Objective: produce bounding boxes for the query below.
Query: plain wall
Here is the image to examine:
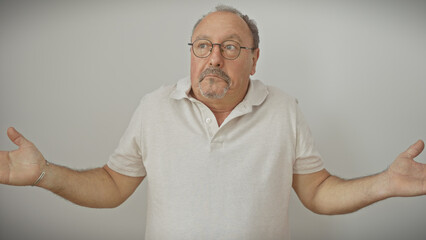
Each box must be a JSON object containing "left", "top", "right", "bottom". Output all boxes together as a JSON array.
[{"left": 1, "top": 0, "right": 425, "bottom": 239}]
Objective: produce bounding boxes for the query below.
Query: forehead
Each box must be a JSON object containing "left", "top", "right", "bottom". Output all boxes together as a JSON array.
[{"left": 192, "top": 11, "right": 252, "bottom": 44}]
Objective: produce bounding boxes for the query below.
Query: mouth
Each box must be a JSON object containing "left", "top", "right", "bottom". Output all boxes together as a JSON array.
[
  {"left": 203, "top": 74, "right": 223, "bottom": 80},
  {"left": 199, "top": 68, "right": 231, "bottom": 84}
]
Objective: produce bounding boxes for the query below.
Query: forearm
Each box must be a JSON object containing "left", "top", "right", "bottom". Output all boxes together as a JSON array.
[
  {"left": 294, "top": 141, "right": 425, "bottom": 215},
  {"left": 37, "top": 163, "right": 123, "bottom": 208},
  {"left": 311, "top": 172, "right": 391, "bottom": 215}
]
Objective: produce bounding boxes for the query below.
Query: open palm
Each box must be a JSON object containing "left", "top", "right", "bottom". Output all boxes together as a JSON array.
[
  {"left": 387, "top": 140, "right": 425, "bottom": 197},
  {"left": 0, "top": 127, "right": 45, "bottom": 186}
]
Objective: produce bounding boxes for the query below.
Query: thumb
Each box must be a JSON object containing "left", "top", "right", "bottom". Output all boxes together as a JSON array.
[
  {"left": 7, "top": 127, "right": 31, "bottom": 147},
  {"left": 402, "top": 140, "right": 425, "bottom": 159}
]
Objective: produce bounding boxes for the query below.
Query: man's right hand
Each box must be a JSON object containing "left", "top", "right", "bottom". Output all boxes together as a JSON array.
[
  {"left": 0, "top": 127, "right": 47, "bottom": 186},
  {"left": 1, "top": 127, "right": 143, "bottom": 208}
]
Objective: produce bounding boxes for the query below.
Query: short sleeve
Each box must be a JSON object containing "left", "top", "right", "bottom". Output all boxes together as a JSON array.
[
  {"left": 107, "top": 100, "right": 147, "bottom": 177},
  {"left": 293, "top": 103, "right": 324, "bottom": 174}
]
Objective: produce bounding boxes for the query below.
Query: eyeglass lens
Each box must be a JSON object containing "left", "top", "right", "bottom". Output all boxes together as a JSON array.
[{"left": 192, "top": 39, "right": 241, "bottom": 60}]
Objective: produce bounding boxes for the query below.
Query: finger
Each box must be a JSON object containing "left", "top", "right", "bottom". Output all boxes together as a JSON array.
[
  {"left": 7, "top": 127, "right": 31, "bottom": 147},
  {"left": 403, "top": 140, "right": 425, "bottom": 159}
]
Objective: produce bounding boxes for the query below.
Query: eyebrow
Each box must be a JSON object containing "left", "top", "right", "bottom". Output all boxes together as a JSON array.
[
  {"left": 194, "top": 34, "right": 243, "bottom": 43},
  {"left": 226, "top": 34, "right": 243, "bottom": 43}
]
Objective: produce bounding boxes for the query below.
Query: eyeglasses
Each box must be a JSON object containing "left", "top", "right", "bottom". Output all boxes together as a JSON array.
[{"left": 188, "top": 39, "right": 256, "bottom": 60}]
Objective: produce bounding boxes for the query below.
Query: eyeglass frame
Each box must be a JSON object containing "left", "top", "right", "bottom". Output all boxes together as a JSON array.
[{"left": 188, "top": 39, "right": 256, "bottom": 60}]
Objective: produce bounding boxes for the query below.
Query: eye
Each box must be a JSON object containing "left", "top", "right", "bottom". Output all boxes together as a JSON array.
[
  {"left": 224, "top": 44, "right": 237, "bottom": 51},
  {"left": 198, "top": 43, "right": 208, "bottom": 49},
  {"left": 195, "top": 40, "right": 211, "bottom": 50},
  {"left": 223, "top": 41, "right": 239, "bottom": 52}
]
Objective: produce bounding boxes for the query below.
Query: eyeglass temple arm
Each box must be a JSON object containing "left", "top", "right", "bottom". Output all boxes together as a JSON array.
[{"left": 240, "top": 46, "right": 256, "bottom": 50}]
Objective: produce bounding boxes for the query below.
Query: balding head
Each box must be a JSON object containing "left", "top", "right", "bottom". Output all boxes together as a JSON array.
[{"left": 192, "top": 5, "right": 259, "bottom": 49}]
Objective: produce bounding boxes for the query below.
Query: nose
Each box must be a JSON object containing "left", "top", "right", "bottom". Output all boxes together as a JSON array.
[{"left": 209, "top": 44, "right": 224, "bottom": 67}]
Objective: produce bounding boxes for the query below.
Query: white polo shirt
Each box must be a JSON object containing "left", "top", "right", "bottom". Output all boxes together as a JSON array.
[{"left": 107, "top": 77, "right": 324, "bottom": 240}]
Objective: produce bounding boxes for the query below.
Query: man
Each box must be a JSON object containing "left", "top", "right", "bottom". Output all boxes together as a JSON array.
[{"left": 0, "top": 5, "right": 424, "bottom": 240}]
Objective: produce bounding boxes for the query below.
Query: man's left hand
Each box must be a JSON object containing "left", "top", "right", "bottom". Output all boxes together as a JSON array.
[{"left": 386, "top": 140, "right": 425, "bottom": 197}]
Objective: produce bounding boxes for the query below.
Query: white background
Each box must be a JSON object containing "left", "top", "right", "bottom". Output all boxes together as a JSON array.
[{"left": 1, "top": 0, "right": 425, "bottom": 239}]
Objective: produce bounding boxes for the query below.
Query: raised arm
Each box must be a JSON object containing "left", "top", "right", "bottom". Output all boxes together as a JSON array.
[
  {"left": 292, "top": 140, "right": 425, "bottom": 215},
  {"left": 0, "top": 127, "right": 144, "bottom": 208}
]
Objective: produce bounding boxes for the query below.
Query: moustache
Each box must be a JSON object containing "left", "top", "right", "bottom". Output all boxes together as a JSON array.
[{"left": 199, "top": 68, "right": 231, "bottom": 84}]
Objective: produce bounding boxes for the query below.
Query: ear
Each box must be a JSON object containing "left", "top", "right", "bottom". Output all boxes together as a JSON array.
[{"left": 250, "top": 48, "right": 260, "bottom": 76}]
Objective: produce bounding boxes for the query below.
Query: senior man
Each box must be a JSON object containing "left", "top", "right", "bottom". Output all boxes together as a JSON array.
[{"left": 0, "top": 5, "right": 425, "bottom": 240}]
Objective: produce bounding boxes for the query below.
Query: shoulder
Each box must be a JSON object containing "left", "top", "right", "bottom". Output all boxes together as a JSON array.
[
  {"left": 141, "top": 84, "right": 176, "bottom": 104},
  {"left": 251, "top": 80, "right": 298, "bottom": 109},
  {"left": 141, "top": 77, "right": 189, "bottom": 104},
  {"left": 133, "top": 78, "right": 190, "bottom": 121}
]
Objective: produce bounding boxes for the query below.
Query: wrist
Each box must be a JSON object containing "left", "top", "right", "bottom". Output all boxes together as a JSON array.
[
  {"left": 32, "top": 160, "right": 50, "bottom": 187},
  {"left": 374, "top": 170, "right": 394, "bottom": 200}
]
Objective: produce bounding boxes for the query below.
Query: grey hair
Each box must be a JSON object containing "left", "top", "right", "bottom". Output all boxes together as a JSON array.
[{"left": 192, "top": 5, "right": 259, "bottom": 49}]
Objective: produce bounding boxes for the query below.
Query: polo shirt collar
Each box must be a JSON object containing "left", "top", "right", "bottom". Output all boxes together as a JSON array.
[{"left": 169, "top": 76, "right": 269, "bottom": 107}]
